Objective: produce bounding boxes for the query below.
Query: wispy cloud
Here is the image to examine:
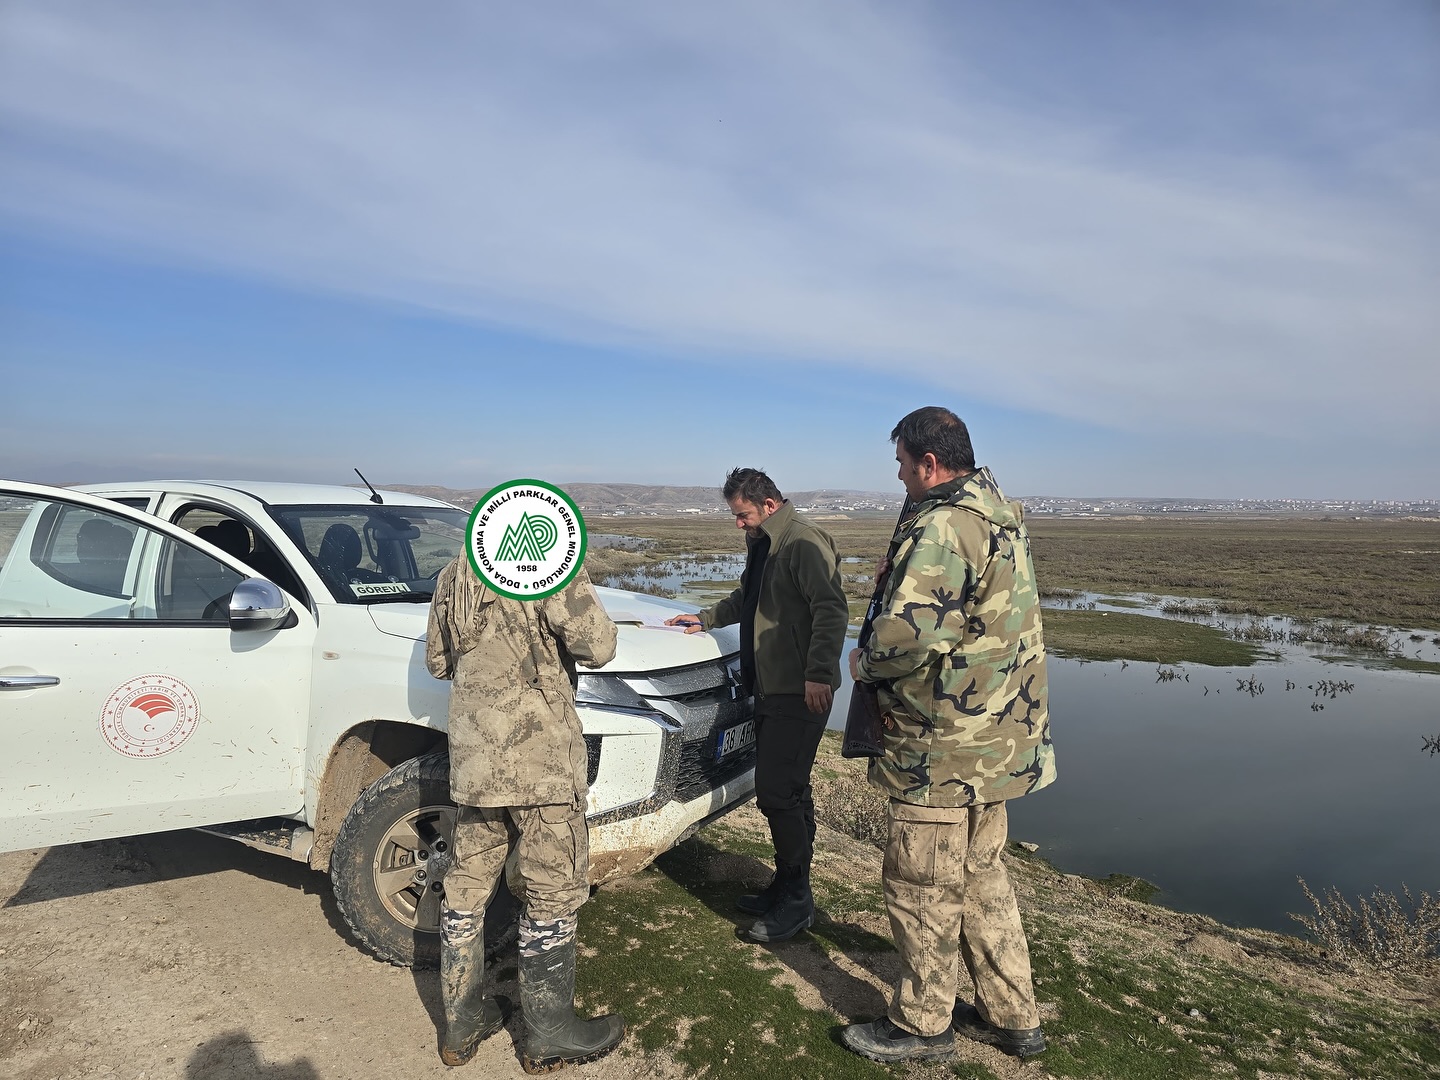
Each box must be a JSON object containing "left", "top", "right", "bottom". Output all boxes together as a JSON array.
[{"left": 2, "top": 1, "right": 1436, "bottom": 444}]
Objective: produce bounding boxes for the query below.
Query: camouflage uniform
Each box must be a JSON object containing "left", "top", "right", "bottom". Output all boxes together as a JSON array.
[
  {"left": 857, "top": 468, "right": 1054, "bottom": 1037},
  {"left": 426, "top": 559, "right": 617, "bottom": 956}
]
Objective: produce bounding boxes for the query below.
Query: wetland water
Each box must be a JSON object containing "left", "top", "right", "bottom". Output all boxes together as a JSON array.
[
  {"left": 1007, "top": 645, "right": 1439, "bottom": 934},
  {"left": 621, "top": 545, "right": 1440, "bottom": 935}
]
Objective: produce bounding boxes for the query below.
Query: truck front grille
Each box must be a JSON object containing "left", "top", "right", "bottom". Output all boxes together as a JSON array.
[
  {"left": 675, "top": 738, "right": 757, "bottom": 803},
  {"left": 620, "top": 653, "right": 756, "bottom": 803}
]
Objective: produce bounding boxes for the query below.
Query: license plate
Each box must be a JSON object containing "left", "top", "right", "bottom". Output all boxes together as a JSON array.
[{"left": 715, "top": 720, "right": 756, "bottom": 761}]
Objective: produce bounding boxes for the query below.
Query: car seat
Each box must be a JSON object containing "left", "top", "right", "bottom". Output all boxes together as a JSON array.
[
  {"left": 74, "top": 517, "right": 133, "bottom": 594},
  {"left": 317, "top": 523, "right": 388, "bottom": 586}
]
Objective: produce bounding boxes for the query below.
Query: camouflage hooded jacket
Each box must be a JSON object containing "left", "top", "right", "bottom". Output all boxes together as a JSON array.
[
  {"left": 859, "top": 468, "right": 1055, "bottom": 807},
  {"left": 426, "top": 559, "right": 617, "bottom": 808}
]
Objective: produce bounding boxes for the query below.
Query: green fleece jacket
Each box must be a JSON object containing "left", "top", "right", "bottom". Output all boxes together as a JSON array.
[{"left": 699, "top": 501, "right": 849, "bottom": 694}]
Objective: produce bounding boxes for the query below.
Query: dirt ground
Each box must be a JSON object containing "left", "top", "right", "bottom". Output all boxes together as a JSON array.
[
  {"left": 0, "top": 831, "right": 689, "bottom": 1080},
  {"left": 5, "top": 804, "right": 1434, "bottom": 1080}
]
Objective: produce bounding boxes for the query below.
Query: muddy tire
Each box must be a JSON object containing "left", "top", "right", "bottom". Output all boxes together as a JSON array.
[{"left": 330, "top": 751, "right": 519, "bottom": 969}]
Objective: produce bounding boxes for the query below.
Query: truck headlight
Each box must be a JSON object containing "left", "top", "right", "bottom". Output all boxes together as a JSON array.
[{"left": 575, "top": 674, "right": 649, "bottom": 710}]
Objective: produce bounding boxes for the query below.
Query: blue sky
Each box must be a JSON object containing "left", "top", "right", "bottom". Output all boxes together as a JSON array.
[{"left": 1, "top": 1, "right": 1436, "bottom": 499}]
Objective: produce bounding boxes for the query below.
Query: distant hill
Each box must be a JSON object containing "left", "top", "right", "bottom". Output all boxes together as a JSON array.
[{"left": 378, "top": 482, "right": 904, "bottom": 514}]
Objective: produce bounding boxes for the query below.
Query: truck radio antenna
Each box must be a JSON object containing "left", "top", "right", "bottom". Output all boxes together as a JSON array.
[{"left": 354, "top": 468, "right": 383, "bottom": 504}]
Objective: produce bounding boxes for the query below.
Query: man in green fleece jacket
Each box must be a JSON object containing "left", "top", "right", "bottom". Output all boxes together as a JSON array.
[
  {"left": 840, "top": 407, "right": 1055, "bottom": 1065},
  {"left": 666, "top": 468, "right": 849, "bottom": 942}
]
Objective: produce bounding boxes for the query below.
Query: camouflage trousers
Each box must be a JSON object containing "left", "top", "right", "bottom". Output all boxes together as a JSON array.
[
  {"left": 883, "top": 799, "right": 1040, "bottom": 1037},
  {"left": 443, "top": 802, "right": 590, "bottom": 956}
]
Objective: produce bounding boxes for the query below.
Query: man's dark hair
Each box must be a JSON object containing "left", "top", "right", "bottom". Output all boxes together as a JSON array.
[
  {"left": 722, "top": 467, "right": 783, "bottom": 507},
  {"left": 890, "top": 406, "right": 976, "bottom": 473}
]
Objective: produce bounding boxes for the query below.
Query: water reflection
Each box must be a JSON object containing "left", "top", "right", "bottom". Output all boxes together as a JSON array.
[{"left": 1004, "top": 650, "right": 1440, "bottom": 935}]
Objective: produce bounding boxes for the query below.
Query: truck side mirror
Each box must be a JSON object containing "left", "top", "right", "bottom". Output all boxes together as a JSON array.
[{"left": 229, "top": 577, "right": 293, "bottom": 632}]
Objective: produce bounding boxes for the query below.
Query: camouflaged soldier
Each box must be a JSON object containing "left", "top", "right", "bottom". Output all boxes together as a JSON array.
[
  {"left": 425, "top": 558, "right": 624, "bottom": 1072},
  {"left": 840, "top": 406, "right": 1055, "bottom": 1065}
]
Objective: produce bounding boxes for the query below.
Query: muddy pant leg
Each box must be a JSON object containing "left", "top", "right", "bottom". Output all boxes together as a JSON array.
[
  {"left": 960, "top": 802, "right": 1040, "bottom": 1030},
  {"left": 753, "top": 694, "right": 828, "bottom": 869},
  {"left": 443, "top": 804, "right": 513, "bottom": 921},
  {"left": 883, "top": 810, "right": 967, "bottom": 1037},
  {"left": 512, "top": 802, "right": 590, "bottom": 955}
]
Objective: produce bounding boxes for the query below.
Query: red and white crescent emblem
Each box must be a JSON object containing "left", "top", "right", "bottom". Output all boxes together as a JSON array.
[{"left": 99, "top": 675, "right": 201, "bottom": 758}]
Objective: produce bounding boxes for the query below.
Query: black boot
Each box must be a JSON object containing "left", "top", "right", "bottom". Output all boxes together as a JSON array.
[
  {"left": 735, "top": 861, "right": 795, "bottom": 916},
  {"left": 740, "top": 865, "right": 814, "bottom": 942},
  {"left": 840, "top": 1017, "right": 954, "bottom": 1063},
  {"left": 952, "top": 1001, "right": 1046, "bottom": 1058},
  {"left": 519, "top": 939, "right": 625, "bottom": 1073},
  {"left": 438, "top": 920, "right": 509, "bottom": 1067}
]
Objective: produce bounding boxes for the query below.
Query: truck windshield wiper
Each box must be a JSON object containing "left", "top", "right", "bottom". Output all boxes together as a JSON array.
[{"left": 364, "top": 592, "right": 434, "bottom": 604}]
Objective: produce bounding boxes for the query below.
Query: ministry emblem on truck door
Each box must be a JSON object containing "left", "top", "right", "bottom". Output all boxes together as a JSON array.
[{"left": 99, "top": 675, "right": 201, "bottom": 758}]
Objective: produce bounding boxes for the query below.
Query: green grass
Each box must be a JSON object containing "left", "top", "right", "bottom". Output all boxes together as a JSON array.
[
  {"left": 1026, "top": 914, "right": 1440, "bottom": 1079},
  {"left": 1045, "top": 609, "right": 1268, "bottom": 666},
  {"left": 1385, "top": 656, "right": 1440, "bottom": 675},
  {"left": 1094, "top": 873, "right": 1160, "bottom": 903},
  {"left": 577, "top": 841, "right": 888, "bottom": 1080},
  {"left": 949, "top": 1063, "right": 1001, "bottom": 1080},
  {"left": 571, "top": 806, "right": 1440, "bottom": 1080}
]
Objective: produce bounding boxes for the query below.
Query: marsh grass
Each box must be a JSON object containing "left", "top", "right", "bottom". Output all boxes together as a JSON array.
[
  {"left": 1291, "top": 879, "right": 1440, "bottom": 976},
  {"left": 1044, "top": 610, "right": 1266, "bottom": 666},
  {"left": 1028, "top": 517, "right": 1440, "bottom": 630},
  {"left": 1161, "top": 599, "right": 1217, "bottom": 617},
  {"left": 811, "top": 771, "right": 889, "bottom": 846},
  {"left": 1384, "top": 656, "right": 1440, "bottom": 675}
]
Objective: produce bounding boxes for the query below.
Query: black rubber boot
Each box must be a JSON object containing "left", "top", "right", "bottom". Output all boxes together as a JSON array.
[
  {"left": 438, "top": 924, "right": 509, "bottom": 1067},
  {"left": 519, "top": 939, "right": 625, "bottom": 1073},
  {"left": 952, "top": 1001, "right": 1046, "bottom": 1058},
  {"left": 840, "top": 1017, "right": 954, "bottom": 1063},
  {"left": 735, "top": 861, "right": 795, "bottom": 916},
  {"left": 740, "top": 865, "right": 814, "bottom": 943}
]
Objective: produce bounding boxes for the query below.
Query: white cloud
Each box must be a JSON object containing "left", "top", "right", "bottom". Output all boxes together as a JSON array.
[{"left": 1, "top": 1, "right": 1436, "bottom": 444}]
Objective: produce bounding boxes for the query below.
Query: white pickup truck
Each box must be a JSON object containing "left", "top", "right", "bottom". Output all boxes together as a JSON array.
[{"left": 0, "top": 479, "right": 756, "bottom": 967}]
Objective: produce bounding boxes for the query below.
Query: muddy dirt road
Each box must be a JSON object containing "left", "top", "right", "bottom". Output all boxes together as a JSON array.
[{"left": 0, "top": 831, "right": 676, "bottom": 1080}]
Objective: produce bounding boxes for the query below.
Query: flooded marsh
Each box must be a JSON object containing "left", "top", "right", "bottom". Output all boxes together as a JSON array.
[{"left": 589, "top": 515, "right": 1440, "bottom": 937}]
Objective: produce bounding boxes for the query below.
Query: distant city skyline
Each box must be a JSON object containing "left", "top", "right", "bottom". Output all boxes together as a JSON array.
[
  {"left": 2, "top": 3, "right": 1437, "bottom": 499},
  {"left": 382, "top": 482, "right": 1440, "bottom": 513}
]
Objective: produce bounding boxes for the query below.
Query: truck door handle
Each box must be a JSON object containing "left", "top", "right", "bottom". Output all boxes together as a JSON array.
[{"left": 0, "top": 676, "right": 61, "bottom": 690}]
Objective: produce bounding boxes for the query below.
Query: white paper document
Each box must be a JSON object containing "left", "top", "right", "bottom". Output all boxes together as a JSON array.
[{"left": 609, "top": 611, "right": 705, "bottom": 633}]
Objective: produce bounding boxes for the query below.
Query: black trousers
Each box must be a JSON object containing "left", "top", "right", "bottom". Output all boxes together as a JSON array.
[{"left": 752, "top": 692, "right": 831, "bottom": 870}]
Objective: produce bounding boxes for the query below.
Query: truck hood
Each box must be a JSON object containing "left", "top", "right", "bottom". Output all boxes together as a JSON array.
[{"left": 366, "top": 587, "right": 740, "bottom": 672}]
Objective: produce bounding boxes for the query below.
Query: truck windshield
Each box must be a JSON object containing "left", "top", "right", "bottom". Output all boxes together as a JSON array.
[{"left": 268, "top": 504, "right": 469, "bottom": 604}]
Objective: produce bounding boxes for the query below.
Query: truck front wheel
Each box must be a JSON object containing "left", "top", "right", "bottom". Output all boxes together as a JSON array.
[{"left": 329, "top": 751, "right": 519, "bottom": 968}]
